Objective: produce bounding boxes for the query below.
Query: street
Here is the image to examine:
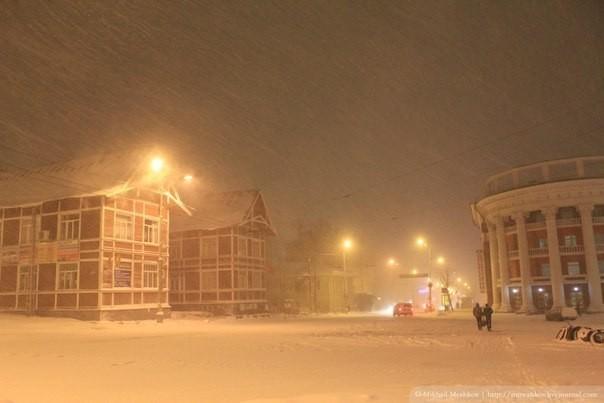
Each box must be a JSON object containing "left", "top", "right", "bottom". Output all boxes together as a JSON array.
[{"left": 1, "top": 311, "right": 603, "bottom": 403}]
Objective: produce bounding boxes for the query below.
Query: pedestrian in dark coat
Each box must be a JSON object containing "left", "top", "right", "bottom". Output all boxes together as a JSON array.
[
  {"left": 472, "top": 303, "right": 483, "bottom": 330},
  {"left": 483, "top": 304, "right": 494, "bottom": 331}
]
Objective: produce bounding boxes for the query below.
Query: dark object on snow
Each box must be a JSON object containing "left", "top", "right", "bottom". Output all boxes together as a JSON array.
[
  {"left": 472, "top": 303, "right": 483, "bottom": 330},
  {"left": 546, "top": 307, "right": 563, "bottom": 321},
  {"left": 482, "top": 304, "right": 493, "bottom": 331},
  {"left": 555, "top": 324, "right": 604, "bottom": 345},
  {"left": 545, "top": 307, "right": 578, "bottom": 321}
]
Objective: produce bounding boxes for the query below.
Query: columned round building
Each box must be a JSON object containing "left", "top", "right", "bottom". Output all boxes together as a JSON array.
[{"left": 471, "top": 156, "right": 604, "bottom": 313}]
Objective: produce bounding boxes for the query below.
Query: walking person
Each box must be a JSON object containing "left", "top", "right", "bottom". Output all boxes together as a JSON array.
[
  {"left": 483, "top": 303, "right": 494, "bottom": 331},
  {"left": 472, "top": 303, "right": 483, "bottom": 330}
]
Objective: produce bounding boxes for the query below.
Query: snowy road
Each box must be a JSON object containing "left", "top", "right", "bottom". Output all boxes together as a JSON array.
[{"left": 1, "top": 312, "right": 603, "bottom": 403}]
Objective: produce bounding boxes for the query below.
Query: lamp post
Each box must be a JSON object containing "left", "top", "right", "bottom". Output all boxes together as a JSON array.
[
  {"left": 149, "top": 157, "right": 193, "bottom": 323},
  {"left": 342, "top": 238, "right": 353, "bottom": 311},
  {"left": 415, "top": 237, "right": 433, "bottom": 311},
  {"left": 151, "top": 157, "right": 166, "bottom": 323},
  {"left": 415, "top": 237, "right": 446, "bottom": 312}
]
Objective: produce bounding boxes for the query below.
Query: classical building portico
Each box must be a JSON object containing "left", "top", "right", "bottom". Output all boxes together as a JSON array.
[{"left": 471, "top": 156, "right": 604, "bottom": 314}]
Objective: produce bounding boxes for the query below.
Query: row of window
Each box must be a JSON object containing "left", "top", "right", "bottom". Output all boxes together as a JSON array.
[
  {"left": 4, "top": 214, "right": 161, "bottom": 244},
  {"left": 15, "top": 262, "right": 161, "bottom": 291},
  {"left": 525, "top": 260, "right": 604, "bottom": 277},
  {"left": 169, "top": 271, "right": 265, "bottom": 291},
  {"left": 113, "top": 214, "right": 160, "bottom": 243},
  {"left": 171, "top": 236, "right": 265, "bottom": 259}
]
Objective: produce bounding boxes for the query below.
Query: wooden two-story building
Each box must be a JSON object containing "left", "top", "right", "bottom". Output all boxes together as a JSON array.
[
  {"left": 169, "top": 190, "right": 275, "bottom": 314},
  {"left": 0, "top": 153, "right": 180, "bottom": 320}
]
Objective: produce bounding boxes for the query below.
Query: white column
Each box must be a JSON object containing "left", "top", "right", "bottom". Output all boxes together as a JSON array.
[
  {"left": 487, "top": 222, "right": 501, "bottom": 310},
  {"left": 514, "top": 212, "right": 536, "bottom": 313},
  {"left": 578, "top": 204, "right": 604, "bottom": 312},
  {"left": 495, "top": 215, "right": 512, "bottom": 312},
  {"left": 544, "top": 207, "right": 565, "bottom": 308}
]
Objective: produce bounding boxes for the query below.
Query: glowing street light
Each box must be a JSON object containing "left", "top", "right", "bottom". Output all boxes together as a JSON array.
[
  {"left": 411, "top": 268, "right": 418, "bottom": 275},
  {"left": 150, "top": 157, "right": 165, "bottom": 173},
  {"left": 387, "top": 258, "right": 397, "bottom": 267},
  {"left": 415, "top": 237, "right": 427, "bottom": 248},
  {"left": 183, "top": 174, "right": 193, "bottom": 183},
  {"left": 436, "top": 256, "right": 445, "bottom": 265},
  {"left": 341, "top": 238, "right": 354, "bottom": 309},
  {"left": 342, "top": 238, "right": 353, "bottom": 250},
  {"left": 457, "top": 277, "right": 462, "bottom": 283}
]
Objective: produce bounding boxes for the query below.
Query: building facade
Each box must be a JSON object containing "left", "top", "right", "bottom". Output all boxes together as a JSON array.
[
  {"left": 169, "top": 190, "right": 275, "bottom": 314},
  {"left": 471, "top": 156, "right": 604, "bottom": 313},
  {"left": 0, "top": 154, "right": 176, "bottom": 320}
]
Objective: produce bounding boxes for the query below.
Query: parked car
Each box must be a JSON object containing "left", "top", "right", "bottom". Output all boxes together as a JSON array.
[{"left": 393, "top": 302, "right": 413, "bottom": 317}]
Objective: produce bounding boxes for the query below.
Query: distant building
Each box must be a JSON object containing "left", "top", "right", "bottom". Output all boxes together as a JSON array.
[
  {"left": 471, "top": 156, "right": 604, "bottom": 313},
  {"left": 0, "top": 152, "right": 186, "bottom": 320},
  {"left": 169, "top": 190, "right": 275, "bottom": 314},
  {"left": 291, "top": 252, "right": 367, "bottom": 313}
]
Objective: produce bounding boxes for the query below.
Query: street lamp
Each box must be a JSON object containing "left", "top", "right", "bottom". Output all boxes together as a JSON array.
[
  {"left": 415, "top": 237, "right": 434, "bottom": 311},
  {"left": 341, "top": 238, "right": 353, "bottom": 311},
  {"left": 387, "top": 257, "right": 398, "bottom": 267},
  {"left": 149, "top": 156, "right": 193, "bottom": 323},
  {"left": 151, "top": 157, "right": 165, "bottom": 173}
]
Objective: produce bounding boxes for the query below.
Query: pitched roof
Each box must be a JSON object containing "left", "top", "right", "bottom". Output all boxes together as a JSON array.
[
  {"left": 170, "top": 189, "right": 276, "bottom": 234},
  {"left": 0, "top": 149, "right": 173, "bottom": 207}
]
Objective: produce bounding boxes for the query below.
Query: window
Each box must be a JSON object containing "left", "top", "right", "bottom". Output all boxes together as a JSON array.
[
  {"left": 202, "top": 238, "right": 217, "bottom": 258},
  {"left": 170, "top": 272, "right": 185, "bottom": 291},
  {"left": 599, "top": 260, "right": 604, "bottom": 274},
  {"left": 564, "top": 235, "right": 577, "bottom": 247},
  {"left": 251, "top": 271, "right": 263, "bottom": 288},
  {"left": 169, "top": 241, "right": 181, "bottom": 259},
  {"left": 58, "top": 263, "right": 78, "bottom": 290},
  {"left": 114, "top": 260, "right": 132, "bottom": 287},
  {"left": 251, "top": 240, "right": 261, "bottom": 258},
  {"left": 236, "top": 271, "right": 248, "bottom": 289},
  {"left": 60, "top": 214, "right": 80, "bottom": 240},
  {"left": 567, "top": 261, "right": 581, "bottom": 276},
  {"left": 20, "top": 218, "right": 34, "bottom": 245},
  {"left": 237, "top": 238, "right": 247, "bottom": 256},
  {"left": 114, "top": 214, "right": 133, "bottom": 240},
  {"left": 218, "top": 236, "right": 231, "bottom": 255},
  {"left": 18, "top": 265, "right": 36, "bottom": 291},
  {"left": 143, "top": 219, "right": 159, "bottom": 243},
  {"left": 218, "top": 271, "right": 232, "bottom": 289},
  {"left": 595, "top": 232, "right": 604, "bottom": 245},
  {"left": 540, "top": 263, "right": 550, "bottom": 277},
  {"left": 143, "top": 262, "right": 158, "bottom": 288},
  {"left": 202, "top": 271, "right": 217, "bottom": 290}
]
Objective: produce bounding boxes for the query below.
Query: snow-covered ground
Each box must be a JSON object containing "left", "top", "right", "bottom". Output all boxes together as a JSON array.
[{"left": 1, "top": 311, "right": 603, "bottom": 403}]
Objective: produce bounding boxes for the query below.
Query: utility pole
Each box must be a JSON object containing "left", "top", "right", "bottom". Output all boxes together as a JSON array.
[{"left": 156, "top": 192, "right": 164, "bottom": 323}]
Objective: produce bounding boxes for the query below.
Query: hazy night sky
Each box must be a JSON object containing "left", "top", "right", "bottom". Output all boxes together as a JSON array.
[{"left": 1, "top": 1, "right": 604, "bottom": 284}]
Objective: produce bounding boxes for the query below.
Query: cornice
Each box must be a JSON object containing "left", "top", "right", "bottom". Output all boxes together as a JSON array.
[{"left": 475, "top": 178, "right": 604, "bottom": 219}]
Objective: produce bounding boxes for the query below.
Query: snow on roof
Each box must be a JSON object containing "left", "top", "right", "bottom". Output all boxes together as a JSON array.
[
  {"left": 0, "top": 150, "right": 158, "bottom": 207},
  {"left": 171, "top": 189, "right": 275, "bottom": 233}
]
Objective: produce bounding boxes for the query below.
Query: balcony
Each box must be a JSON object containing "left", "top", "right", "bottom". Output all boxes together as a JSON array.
[
  {"left": 504, "top": 225, "right": 517, "bottom": 233},
  {"left": 559, "top": 245, "right": 584, "bottom": 255},
  {"left": 507, "top": 249, "right": 519, "bottom": 258},
  {"left": 596, "top": 244, "right": 604, "bottom": 252},
  {"left": 556, "top": 217, "right": 581, "bottom": 227},
  {"left": 593, "top": 216, "right": 604, "bottom": 225},
  {"left": 526, "top": 221, "right": 546, "bottom": 230},
  {"left": 528, "top": 247, "right": 549, "bottom": 257}
]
